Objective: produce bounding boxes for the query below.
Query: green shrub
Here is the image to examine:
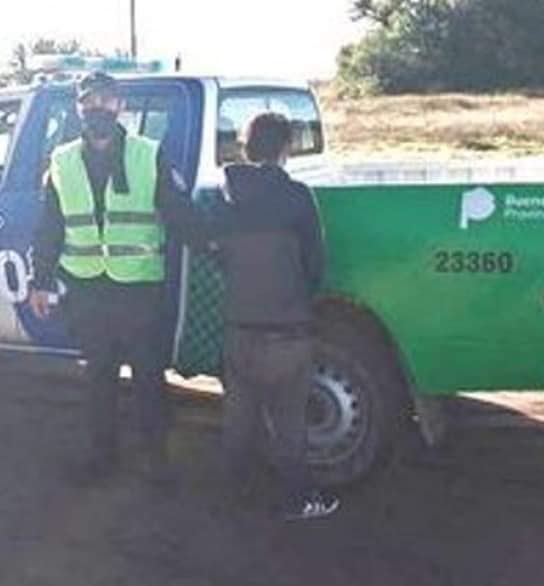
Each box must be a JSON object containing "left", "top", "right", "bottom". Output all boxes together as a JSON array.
[{"left": 340, "top": 0, "right": 544, "bottom": 93}]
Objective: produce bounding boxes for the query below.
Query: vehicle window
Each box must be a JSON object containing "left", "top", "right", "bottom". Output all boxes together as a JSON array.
[
  {"left": 217, "top": 87, "right": 324, "bottom": 164},
  {"left": 42, "top": 93, "right": 176, "bottom": 169},
  {"left": 0, "top": 100, "right": 22, "bottom": 180},
  {"left": 118, "top": 95, "right": 172, "bottom": 140}
]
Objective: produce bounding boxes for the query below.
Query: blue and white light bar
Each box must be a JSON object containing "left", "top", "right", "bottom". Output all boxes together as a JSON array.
[{"left": 29, "top": 54, "right": 163, "bottom": 77}]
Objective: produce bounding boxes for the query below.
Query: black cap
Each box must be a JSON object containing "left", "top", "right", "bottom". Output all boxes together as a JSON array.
[{"left": 77, "top": 71, "right": 119, "bottom": 102}]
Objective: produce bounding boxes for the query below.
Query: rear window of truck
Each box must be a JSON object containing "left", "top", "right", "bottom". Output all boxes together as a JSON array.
[{"left": 217, "top": 87, "right": 324, "bottom": 164}]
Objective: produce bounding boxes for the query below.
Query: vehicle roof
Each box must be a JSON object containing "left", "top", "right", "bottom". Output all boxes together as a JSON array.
[
  {"left": 0, "top": 74, "right": 311, "bottom": 99},
  {"left": 215, "top": 76, "right": 310, "bottom": 90}
]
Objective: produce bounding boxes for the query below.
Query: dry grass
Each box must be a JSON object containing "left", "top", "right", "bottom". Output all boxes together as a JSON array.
[{"left": 315, "top": 82, "right": 544, "bottom": 161}]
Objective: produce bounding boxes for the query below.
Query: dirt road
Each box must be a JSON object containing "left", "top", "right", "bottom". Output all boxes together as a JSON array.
[{"left": 2, "top": 363, "right": 544, "bottom": 586}]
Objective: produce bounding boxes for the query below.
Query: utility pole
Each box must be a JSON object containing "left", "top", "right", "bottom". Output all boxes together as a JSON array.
[{"left": 130, "top": 0, "right": 137, "bottom": 59}]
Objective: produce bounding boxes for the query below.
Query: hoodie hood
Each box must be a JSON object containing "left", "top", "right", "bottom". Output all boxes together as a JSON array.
[{"left": 224, "top": 163, "right": 291, "bottom": 204}]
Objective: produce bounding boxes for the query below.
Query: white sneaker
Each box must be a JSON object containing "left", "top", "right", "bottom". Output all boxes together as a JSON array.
[{"left": 282, "top": 490, "right": 340, "bottom": 521}]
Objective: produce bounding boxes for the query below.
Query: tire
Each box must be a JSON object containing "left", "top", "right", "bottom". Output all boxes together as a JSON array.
[{"left": 307, "top": 308, "right": 410, "bottom": 486}]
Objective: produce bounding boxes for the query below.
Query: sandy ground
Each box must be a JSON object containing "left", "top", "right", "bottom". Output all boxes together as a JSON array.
[{"left": 2, "top": 361, "right": 544, "bottom": 586}]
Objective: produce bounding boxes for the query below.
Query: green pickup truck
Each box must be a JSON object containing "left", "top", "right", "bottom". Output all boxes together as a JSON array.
[{"left": 1, "top": 62, "right": 541, "bottom": 484}]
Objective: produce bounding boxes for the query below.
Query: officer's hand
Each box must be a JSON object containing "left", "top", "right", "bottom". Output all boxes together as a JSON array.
[{"left": 29, "top": 289, "right": 51, "bottom": 320}]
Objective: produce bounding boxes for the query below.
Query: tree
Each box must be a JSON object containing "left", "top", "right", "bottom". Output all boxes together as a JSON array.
[
  {"left": 30, "top": 38, "right": 84, "bottom": 56},
  {"left": 445, "top": 0, "right": 544, "bottom": 89},
  {"left": 351, "top": 0, "right": 410, "bottom": 27},
  {"left": 341, "top": 0, "right": 455, "bottom": 93},
  {"left": 352, "top": 0, "right": 453, "bottom": 28},
  {"left": 341, "top": 0, "right": 544, "bottom": 93},
  {"left": 8, "top": 38, "right": 98, "bottom": 85}
]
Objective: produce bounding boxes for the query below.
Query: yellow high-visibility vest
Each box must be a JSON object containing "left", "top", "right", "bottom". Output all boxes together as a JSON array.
[{"left": 51, "top": 135, "right": 165, "bottom": 283}]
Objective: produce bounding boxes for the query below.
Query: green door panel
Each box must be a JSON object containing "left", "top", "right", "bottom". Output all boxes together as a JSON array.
[
  {"left": 316, "top": 183, "right": 544, "bottom": 394},
  {"left": 174, "top": 188, "right": 225, "bottom": 378},
  {"left": 175, "top": 182, "right": 544, "bottom": 395}
]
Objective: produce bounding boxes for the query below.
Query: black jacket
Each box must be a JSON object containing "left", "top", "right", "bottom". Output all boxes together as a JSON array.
[
  {"left": 33, "top": 126, "right": 205, "bottom": 290},
  {"left": 219, "top": 163, "right": 325, "bottom": 326}
]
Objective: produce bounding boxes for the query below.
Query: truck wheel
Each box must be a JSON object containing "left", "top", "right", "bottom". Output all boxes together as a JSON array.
[{"left": 308, "top": 311, "right": 409, "bottom": 485}]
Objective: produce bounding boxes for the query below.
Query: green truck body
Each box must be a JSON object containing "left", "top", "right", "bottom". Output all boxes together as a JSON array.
[{"left": 181, "top": 182, "right": 544, "bottom": 394}]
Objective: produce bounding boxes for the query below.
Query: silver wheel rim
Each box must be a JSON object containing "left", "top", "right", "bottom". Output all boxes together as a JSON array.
[{"left": 307, "top": 362, "right": 370, "bottom": 466}]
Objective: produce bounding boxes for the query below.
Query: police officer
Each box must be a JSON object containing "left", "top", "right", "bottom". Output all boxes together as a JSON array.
[{"left": 29, "top": 71, "right": 203, "bottom": 484}]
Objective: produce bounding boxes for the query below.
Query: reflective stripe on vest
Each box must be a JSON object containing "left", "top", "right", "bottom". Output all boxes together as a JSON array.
[
  {"left": 51, "top": 135, "right": 164, "bottom": 283},
  {"left": 64, "top": 211, "right": 161, "bottom": 228},
  {"left": 63, "top": 243, "right": 166, "bottom": 257}
]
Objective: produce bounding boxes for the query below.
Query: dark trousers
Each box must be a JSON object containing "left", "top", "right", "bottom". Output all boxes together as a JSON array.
[
  {"left": 222, "top": 325, "right": 312, "bottom": 501},
  {"left": 62, "top": 277, "right": 167, "bottom": 462}
]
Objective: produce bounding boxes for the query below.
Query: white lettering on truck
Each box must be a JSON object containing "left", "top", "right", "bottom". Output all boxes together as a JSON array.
[
  {"left": 0, "top": 250, "right": 29, "bottom": 304},
  {"left": 460, "top": 187, "right": 497, "bottom": 229}
]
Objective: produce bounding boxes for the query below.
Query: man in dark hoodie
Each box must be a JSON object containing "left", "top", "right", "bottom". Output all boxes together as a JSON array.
[{"left": 220, "top": 112, "right": 339, "bottom": 520}]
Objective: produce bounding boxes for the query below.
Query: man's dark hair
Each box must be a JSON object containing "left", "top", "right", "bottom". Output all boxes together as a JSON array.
[{"left": 244, "top": 112, "right": 292, "bottom": 163}]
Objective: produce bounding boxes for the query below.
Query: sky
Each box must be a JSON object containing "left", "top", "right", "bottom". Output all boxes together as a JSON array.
[{"left": 0, "top": 0, "right": 365, "bottom": 79}]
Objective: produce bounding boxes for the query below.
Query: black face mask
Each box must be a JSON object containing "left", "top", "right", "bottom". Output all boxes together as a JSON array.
[{"left": 81, "top": 109, "right": 117, "bottom": 140}]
